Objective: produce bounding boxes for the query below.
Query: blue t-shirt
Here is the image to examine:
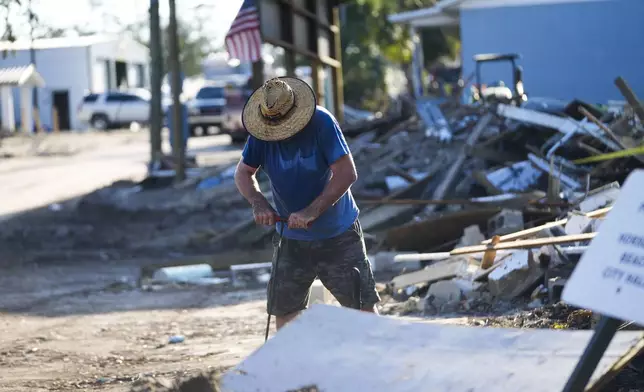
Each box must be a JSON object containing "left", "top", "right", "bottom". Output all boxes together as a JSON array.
[{"left": 241, "top": 106, "right": 359, "bottom": 241}]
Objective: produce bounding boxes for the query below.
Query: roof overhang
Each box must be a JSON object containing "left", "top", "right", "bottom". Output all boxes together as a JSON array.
[
  {"left": 0, "top": 64, "right": 45, "bottom": 87},
  {"left": 388, "top": 0, "right": 464, "bottom": 27}
]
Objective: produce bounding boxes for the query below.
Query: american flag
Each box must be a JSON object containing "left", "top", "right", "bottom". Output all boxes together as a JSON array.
[{"left": 225, "top": 0, "right": 262, "bottom": 63}]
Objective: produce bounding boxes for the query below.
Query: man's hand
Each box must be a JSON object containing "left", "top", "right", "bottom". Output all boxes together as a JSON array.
[
  {"left": 252, "top": 201, "right": 277, "bottom": 226},
  {"left": 288, "top": 207, "right": 318, "bottom": 230}
]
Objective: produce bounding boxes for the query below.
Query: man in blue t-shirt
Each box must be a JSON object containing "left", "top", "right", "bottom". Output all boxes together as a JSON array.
[{"left": 234, "top": 77, "right": 380, "bottom": 330}]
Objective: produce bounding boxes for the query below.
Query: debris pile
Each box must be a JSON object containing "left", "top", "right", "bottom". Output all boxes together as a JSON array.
[{"left": 356, "top": 76, "right": 644, "bottom": 325}]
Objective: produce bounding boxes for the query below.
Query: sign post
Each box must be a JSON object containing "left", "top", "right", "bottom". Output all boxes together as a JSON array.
[{"left": 562, "top": 169, "right": 644, "bottom": 391}]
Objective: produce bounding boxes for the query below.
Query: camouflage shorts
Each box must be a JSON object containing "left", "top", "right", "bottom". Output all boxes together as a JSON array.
[{"left": 266, "top": 219, "right": 381, "bottom": 316}]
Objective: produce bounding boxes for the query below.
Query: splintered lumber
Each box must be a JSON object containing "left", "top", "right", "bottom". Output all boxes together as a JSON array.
[
  {"left": 615, "top": 76, "right": 644, "bottom": 122},
  {"left": 481, "top": 206, "right": 611, "bottom": 244},
  {"left": 450, "top": 233, "right": 596, "bottom": 256},
  {"left": 424, "top": 112, "right": 494, "bottom": 214}
]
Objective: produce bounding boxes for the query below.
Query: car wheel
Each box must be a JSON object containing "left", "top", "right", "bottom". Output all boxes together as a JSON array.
[
  {"left": 191, "top": 125, "right": 205, "bottom": 137},
  {"left": 90, "top": 114, "right": 109, "bottom": 131}
]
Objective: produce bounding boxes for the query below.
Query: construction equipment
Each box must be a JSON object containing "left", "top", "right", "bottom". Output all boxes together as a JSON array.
[{"left": 473, "top": 53, "right": 527, "bottom": 106}]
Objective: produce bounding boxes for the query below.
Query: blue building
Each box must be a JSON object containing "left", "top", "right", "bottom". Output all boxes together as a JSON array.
[{"left": 389, "top": 0, "right": 644, "bottom": 104}]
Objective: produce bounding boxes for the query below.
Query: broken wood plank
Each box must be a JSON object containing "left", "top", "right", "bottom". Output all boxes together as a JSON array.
[
  {"left": 424, "top": 112, "right": 494, "bottom": 214},
  {"left": 614, "top": 76, "right": 644, "bottom": 123},
  {"left": 451, "top": 233, "right": 596, "bottom": 256},
  {"left": 579, "top": 106, "right": 623, "bottom": 146},
  {"left": 387, "top": 164, "right": 418, "bottom": 184},
  {"left": 579, "top": 106, "right": 644, "bottom": 164},
  {"left": 357, "top": 197, "right": 568, "bottom": 207},
  {"left": 480, "top": 206, "right": 611, "bottom": 244}
]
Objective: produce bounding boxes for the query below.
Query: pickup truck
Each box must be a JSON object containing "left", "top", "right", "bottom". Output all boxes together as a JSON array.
[
  {"left": 186, "top": 84, "right": 227, "bottom": 137},
  {"left": 77, "top": 91, "right": 150, "bottom": 130}
]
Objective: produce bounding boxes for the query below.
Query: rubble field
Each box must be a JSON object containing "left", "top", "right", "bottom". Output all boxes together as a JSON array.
[{"left": 2, "top": 77, "right": 644, "bottom": 391}]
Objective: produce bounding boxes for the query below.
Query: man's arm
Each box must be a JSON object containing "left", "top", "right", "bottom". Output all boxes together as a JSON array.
[
  {"left": 235, "top": 136, "right": 277, "bottom": 226},
  {"left": 307, "top": 154, "right": 357, "bottom": 217}
]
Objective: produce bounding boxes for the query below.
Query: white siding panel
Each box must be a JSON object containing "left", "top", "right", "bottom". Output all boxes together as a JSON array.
[{"left": 0, "top": 46, "right": 89, "bottom": 130}]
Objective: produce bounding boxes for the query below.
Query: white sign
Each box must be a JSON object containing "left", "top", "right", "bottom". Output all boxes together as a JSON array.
[{"left": 563, "top": 169, "right": 644, "bottom": 325}]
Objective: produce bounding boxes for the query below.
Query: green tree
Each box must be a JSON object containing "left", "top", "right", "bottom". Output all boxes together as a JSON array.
[
  {"left": 0, "top": 0, "right": 25, "bottom": 42},
  {"left": 341, "top": 0, "right": 460, "bottom": 109}
]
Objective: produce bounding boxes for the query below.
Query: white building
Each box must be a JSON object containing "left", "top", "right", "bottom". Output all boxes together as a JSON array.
[{"left": 0, "top": 35, "right": 149, "bottom": 131}]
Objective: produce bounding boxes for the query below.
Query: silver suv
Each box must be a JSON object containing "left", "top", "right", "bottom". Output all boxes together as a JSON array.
[{"left": 77, "top": 90, "right": 150, "bottom": 131}]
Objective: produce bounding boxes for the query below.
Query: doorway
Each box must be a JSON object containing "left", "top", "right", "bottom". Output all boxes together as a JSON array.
[
  {"left": 52, "top": 90, "right": 70, "bottom": 131},
  {"left": 115, "top": 61, "right": 128, "bottom": 89}
]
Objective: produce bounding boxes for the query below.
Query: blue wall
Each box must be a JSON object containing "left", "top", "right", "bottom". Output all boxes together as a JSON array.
[{"left": 460, "top": 0, "right": 644, "bottom": 104}]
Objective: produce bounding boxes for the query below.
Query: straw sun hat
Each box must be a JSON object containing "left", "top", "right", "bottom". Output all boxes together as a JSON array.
[{"left": 242, "top": 77, "right": 317, "bottom": 141}]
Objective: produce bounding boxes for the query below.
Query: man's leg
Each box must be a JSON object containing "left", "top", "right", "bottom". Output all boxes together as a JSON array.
[
  {"left": 267, "top": 234, "right": 316, "bottom": 332},
  {"left": 314, "top": 220, "right": 381, "bottom": 312}
]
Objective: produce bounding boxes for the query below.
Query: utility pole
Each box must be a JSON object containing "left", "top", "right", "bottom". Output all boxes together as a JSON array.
[
  {"left": 148, "top": 0, "right": 163, "bottom": 171},
  {"left": 168, "top": 0, "right": 186, "bottom": 182}
]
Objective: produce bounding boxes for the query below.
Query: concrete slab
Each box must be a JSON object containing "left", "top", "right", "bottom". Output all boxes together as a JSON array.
[{"left": 221, "top": 305, "right": 642, "bottom": 392}]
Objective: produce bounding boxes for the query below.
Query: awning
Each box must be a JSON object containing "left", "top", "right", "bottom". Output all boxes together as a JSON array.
[
  {"left": 388, "top": 0, "right": 464, "bottom": 27},
  {"left": 0, "top": 64, "right": 45, "bottom": 87}
]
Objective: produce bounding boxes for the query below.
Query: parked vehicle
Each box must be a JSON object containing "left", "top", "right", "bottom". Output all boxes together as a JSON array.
[
  {"left": 77, "top": 91, "right": 150, "bottom": 131},
  {"left": 186, "top": 84, "right": 227, "bottom": 137},
  {"left": 220, "top": 84, "right": 250, "bottom": 144}
]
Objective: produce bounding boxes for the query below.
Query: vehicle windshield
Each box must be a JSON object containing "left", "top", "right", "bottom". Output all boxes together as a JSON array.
[{"left": 196, "top": 86, "right": 225, "bottom": 99}]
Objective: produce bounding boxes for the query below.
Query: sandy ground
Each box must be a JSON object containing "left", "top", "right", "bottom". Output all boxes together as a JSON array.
[
  {"left": 0, "top": 260, "right": 269, "bottom": 391},
  {"left": 0, "top": 131, "right": 266, "bottom": 391}
]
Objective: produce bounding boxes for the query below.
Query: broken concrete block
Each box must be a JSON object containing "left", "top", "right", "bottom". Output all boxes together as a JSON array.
[
  {"left": 547, "top": 277, "right": 568, "bottom": 304},
  {"left": 425, "top": 278, "right": 482, "bottom": 308},
  {"left": 564, "top": 215, "right": 593, "bottom": 236},
  {"left": 488, "top": 209, "right": 524, "bottom": 237},
  {"left": 221, "top": 304, "right": 643, "bottom": 392},
  {"left": 308, "top": 280, "right": 336, "bottom": 306},
  {"left": 391, "top": 257, "right": 471, "bottom": 289},
  {"left": 455, "top": 225, "right": 485, "bottom": 248},
  {"left": 231, "top": 262, "right": 272, "bottom": 288},
  {"left": 372, "top": 251, "right": 420, "bottom": 273},
  {"left": 488, "top": 250, "right": 544, "bottom": 299}
]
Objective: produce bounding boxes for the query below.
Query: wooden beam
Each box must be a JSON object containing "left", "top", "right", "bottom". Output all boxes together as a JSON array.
[
  {"left": 450, "top": 233, "right": 597, "bottom": 256},
  {"left": 480, "top": 206, "right": 612, "bottom": 244},
  {"left": 263, "top": 36, "right": 341, "bottom": 68},
  {"left": 615, "top": 76, "right": 644, "bottom": 123},
  {"left": 331, "top": 6, "right": 344, "bottom": 123},
  {"left": 425, "top": 113, "right": 494, "bottom": 214}
]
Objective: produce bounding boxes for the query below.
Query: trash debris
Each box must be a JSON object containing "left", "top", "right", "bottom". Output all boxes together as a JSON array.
[{"left": 168, "top": 335, "right": 185, "bottom": 344}]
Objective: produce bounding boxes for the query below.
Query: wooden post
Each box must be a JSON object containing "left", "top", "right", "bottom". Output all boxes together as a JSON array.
[
  {"left": 331, "top": 6, "right": 344, "bottom": 123},
  {"left": 32, "top": 107, "right": 43, "bottom": 133},
  {"left": 52, "top": 107, "right": 60, "bottom": 132}
]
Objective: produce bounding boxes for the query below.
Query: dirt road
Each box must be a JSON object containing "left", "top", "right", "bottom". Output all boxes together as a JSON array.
[
  {"left": 1, "top": 131, "right": 261, "bottom": 391},
  {"left": 0, "top": 259, "right": 268, "bottom": 391},
  {"left": 0, "top": 131, "right": 241, "bottom": 220}
]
